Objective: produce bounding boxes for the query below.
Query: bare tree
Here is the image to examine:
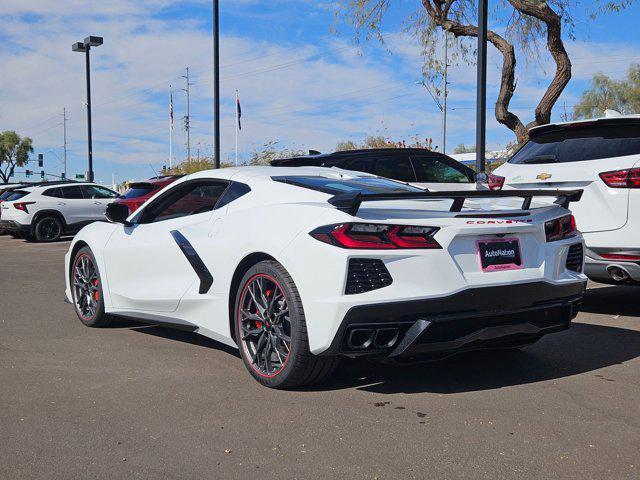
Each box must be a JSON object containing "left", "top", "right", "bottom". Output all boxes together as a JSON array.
[{"left": 336, "top": 0, "right": 635, "bottom": 144}]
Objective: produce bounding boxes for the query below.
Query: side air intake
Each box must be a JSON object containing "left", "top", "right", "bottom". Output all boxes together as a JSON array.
[
  {"left": 345, "top": 258, "right": 392, "bottom": 295},
  {"left": 566, "top": 243, "right": 584, "bottom": 272}
]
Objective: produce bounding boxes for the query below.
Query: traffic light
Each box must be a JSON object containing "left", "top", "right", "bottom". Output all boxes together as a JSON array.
[
  {"left": 25, "top": 170, "right": 31, "bottom": 178},
  {"left": 40, "top": 170, "right": 45, "bottom": 180},
  {"left": 61, "top": 172, "right": 66, "bottom": 180},
  {"left": 38, "top": 154, "right": 43, "bottom": 168}
]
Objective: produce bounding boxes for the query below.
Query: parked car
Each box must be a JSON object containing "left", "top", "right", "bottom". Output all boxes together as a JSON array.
[
  {"left": 493, "top": 114, "right": 640, "bottom": 285},
  {"left": 0, "top": 182, "right": 118, "bottom": 242},
  {"left": 271, "top": 148, "right": 504, "bottom": 190},
  {"left": 113, "top": 175, "right": 183, "bottom": 214},
  {"left": 65, "top": 166, "right": 586, "bottom": 389},
  {"left": 0, "top": 184, "right": 29, "bottom": 236}
]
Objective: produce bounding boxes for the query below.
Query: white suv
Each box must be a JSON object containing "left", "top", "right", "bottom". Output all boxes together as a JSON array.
[
  {"left": 493, "top": 114, "right": 640, "bottom": 285},
  {"left": 0, "top": 182, "right": 119, "bottom": 242}
]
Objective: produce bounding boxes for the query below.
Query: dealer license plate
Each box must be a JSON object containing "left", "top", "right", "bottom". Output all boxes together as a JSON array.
[{"left": 477, "top": 238, "right": 523, "bottom": 272}]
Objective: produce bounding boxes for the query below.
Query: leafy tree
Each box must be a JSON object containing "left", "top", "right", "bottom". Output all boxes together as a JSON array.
[
  {"left": 248, "top": 140, "right": 305, "bottom": 165},
  {"left": 453, "top": 143, "right": 475, "bottom": 154},
  {"left": 0, "top": 131, "right": 33, "bottom": 184},
  {"left": 337, "top": 135, "right": 435, "bottom": 150},
  {"left": 163, "top": 157, "right": 234, "bottom": 175},
  {"left": 573, "top": 63, "right": 640, "bottom": 119},
  {"left": 336, "top": 0, "right": 635, "bottom": 144}
]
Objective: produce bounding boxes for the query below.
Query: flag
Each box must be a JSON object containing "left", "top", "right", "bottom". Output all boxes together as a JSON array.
[
  {"left": 169, "top": 89, "right": 174, "bottom": 130},
  {"left": 236, "top": 93, "right": 242, "bottom": 131}
]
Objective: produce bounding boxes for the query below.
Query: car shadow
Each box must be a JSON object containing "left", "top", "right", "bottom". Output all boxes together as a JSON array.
[
  {"left": 580, "top": 284, "right": 640, "bottom": 318},
  {"left": 129, "top": 324, "right": 241, "bottom": 358},
  {"left": 315, "top": 322, "right": 640, "bottom": 394},
  {"left": 105, "top": 285, "right": 640, "bottom": 394}
]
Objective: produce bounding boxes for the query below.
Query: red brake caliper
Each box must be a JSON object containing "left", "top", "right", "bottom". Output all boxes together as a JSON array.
[{"left": 93, "top": 279, "right": 99, "bottom": 301}]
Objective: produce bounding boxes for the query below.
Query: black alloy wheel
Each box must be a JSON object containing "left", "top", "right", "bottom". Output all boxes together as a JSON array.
[{"left": 35, "top": 216, "right": 63, "bottom": 242}]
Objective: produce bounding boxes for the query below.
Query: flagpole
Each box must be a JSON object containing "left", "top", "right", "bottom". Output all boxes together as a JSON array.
[
  {"left": 235, "top": 90, "right": 239, "bottom": 167},
  {"left": 169, "top": 84, "right": 173, "bottom": 169}
]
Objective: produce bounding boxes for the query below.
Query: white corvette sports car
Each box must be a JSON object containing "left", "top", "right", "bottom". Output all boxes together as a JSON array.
[{"left": 65, "top": 166, "right": 587, "bottom": 388}]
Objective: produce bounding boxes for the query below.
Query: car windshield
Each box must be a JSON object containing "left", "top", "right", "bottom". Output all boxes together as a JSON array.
[
  {"left": 272, "top": 175, "right": 424, "bottom": 195},
  {"left": 509, "top": 124, "right": 640, "bottom": 164},
  {"left": 122, "top": 183, "right": 157, "bottom": 199}
]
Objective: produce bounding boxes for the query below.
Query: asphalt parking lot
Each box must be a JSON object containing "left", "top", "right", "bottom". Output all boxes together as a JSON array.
[{"left": 0, "top": 235, "right": 638, "bottom": 480}]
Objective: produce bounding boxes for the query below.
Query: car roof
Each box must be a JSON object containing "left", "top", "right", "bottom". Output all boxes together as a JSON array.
[
  {"left": 529, "top": 112, "right": 640, "bottom": 138},
  {"left": 271, "top": 147, "right": 467, "bottom": 167},
  {"left": 21, "top": 182, "right": 107, "bottom": 192}
]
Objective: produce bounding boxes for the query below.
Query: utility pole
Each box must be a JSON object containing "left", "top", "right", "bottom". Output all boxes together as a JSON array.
[
  {"left": 442, "top": 34, "right": 448, "bottom": 155},
  {"left": 62, "top": 108, "right": 68, "bottom": 178},
  {"left": 182, "top": 67, "right": 192, "bottom": 162}
]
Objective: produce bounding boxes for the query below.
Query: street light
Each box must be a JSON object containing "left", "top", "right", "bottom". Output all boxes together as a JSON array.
[{"left": 72, "top": 35, "right": 103, "bottom": 183}]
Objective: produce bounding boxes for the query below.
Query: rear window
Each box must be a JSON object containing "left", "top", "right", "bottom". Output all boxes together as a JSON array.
[
  {"left": 6, "top": 190, "right": 30, "bottom": 201},
  {"left": 272, "top": 176, "right": 423, "bottom": 195},
  {"left": 122, "top": 183, "right": 156, "bottom": 199},
  {"left": 509, "top": 124, "right": 640, "bottom": 164},
  {"left": 0, "top": 190, "right": 18, "bottom": 200}
]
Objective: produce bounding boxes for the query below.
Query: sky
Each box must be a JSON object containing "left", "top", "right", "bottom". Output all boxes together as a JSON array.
[{"left": 0, "top": 0, "right": 639, "bottom": 185}]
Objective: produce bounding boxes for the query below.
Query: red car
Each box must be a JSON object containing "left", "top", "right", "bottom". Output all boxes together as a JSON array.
[{"left": 114, "top": 175, "right": 183, "bottom": 214}]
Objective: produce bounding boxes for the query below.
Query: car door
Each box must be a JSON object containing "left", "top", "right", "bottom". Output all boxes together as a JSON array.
[
  {"left": 103, "top": 179, "right": 229, "bottom": 313},
  {"left": 410, "top": 155, "right": 476, "bottom": 191},
  {"left": 82, "top": 185, "right": 119, "bottom": 220},
  {"left": 58, "top": 185, "right": 90, "bottom": 226}
]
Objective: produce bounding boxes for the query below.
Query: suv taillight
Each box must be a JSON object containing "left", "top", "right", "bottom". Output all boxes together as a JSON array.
[
  {"left": 488, "top": 174, "right": 505, "bottom": 191},
  {"left": 545, "top": 214, "right": 577, "bottom": 242},
  {"left": 599, "top": 168, "right": 640, "bottom": 188},
  {"left": 14, "top": 202, "right": 35, "bottom": 214},
  {"left": 310, "top": 223, "right": 441, "bottom": 249}
]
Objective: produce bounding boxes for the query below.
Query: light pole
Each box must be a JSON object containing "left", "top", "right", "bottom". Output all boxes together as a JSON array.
[
  {"left": 213, "top": 0, "right": 221, "bottom": 169},
  {"left": 72, "top": 36, "right": 103, "bottom": 182},
  {"left": 475, "top": 0, "right": 488, "bottom": 174}
]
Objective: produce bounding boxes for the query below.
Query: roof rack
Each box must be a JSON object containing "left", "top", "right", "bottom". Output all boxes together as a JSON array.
[{"left": 327, "top": 189, "right": 584, "bottom": 216}]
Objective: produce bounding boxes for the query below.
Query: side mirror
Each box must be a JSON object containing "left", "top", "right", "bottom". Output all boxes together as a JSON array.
[
  {"left": 475, "top": 172, "right": 489, "bottom": 183},
  {"left": 106, "top": 202, "right": 132, "bottom": 225}
]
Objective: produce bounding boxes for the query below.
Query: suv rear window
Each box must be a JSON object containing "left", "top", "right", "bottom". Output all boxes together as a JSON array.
[
  {"left": 122, "top": 183, "right": 156, "bottom": 199},
  {"left": 6, "top": 190, "right": 30, "bottom": 201},
  {"left": 272, "top": 176, "right": 423, "bottom": 195},
  {"left": 509, "top": 124, "right": 640, "bottom": 164}
]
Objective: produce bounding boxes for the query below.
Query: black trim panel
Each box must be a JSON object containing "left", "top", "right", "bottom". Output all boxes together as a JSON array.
[
  {"left": 170, "top": 230, "right": 214, "bottom": 294},
  {"left": 321, "top": 281, "right": 586, "bottom": 356}
]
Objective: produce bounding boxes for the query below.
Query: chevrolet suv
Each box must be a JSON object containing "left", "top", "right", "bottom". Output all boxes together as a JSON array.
[{"left": 0, "top": 182, "right": 118, "bottom": 242}]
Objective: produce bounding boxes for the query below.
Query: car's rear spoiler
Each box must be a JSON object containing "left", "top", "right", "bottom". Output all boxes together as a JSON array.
[{"left": 328, "top": 189, "right": 584, "bottom": 216}]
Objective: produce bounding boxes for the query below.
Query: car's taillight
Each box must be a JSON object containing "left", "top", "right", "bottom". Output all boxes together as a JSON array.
[
  {"left": 545, "top": 214, "right": 577, "bottom": 242},
  {"left": 310, "top": 223, "right": 441, "bottom": 249},
  {"left": 14, "top": 202, "right": 35, "bottom": 214},
  {"left": 600, "top": 253, "right": 640, "bottom": 261},
  {"left": 488, "top": 174, "right": 505, "bottom": 191},
  {"left": 599, "top": 168, "right": 640, "bottom": 188}
]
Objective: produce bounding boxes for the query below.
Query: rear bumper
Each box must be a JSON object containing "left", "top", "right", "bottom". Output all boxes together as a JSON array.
[
  {"left": 320, "top": 281, "right": 586, "bottom": 358},
  {"left": 0, "top": 220, "right": 30, "bottom": 233},
  {"left": 584, "top": 247, "right": 640, "bottom": 283}
]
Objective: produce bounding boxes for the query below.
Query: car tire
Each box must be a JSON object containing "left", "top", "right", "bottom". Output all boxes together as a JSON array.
[
  {"left": 234, "top": 260, "right": 338, "bottom": 389},
  {"left": 34, "top": 216, "right": 63, "bottom": 242},
  {"left": 70, "top": 246, "right": 112, "bottom": 328}
]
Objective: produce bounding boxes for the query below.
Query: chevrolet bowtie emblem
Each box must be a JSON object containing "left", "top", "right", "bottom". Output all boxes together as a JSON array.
[{"left": 536, "top": 173, "right": 552, "bottom": 180}]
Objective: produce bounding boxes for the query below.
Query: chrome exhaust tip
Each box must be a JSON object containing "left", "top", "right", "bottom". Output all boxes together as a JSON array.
[{"left": 608, "top": 265, "right": 631, "bottom": 283}]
